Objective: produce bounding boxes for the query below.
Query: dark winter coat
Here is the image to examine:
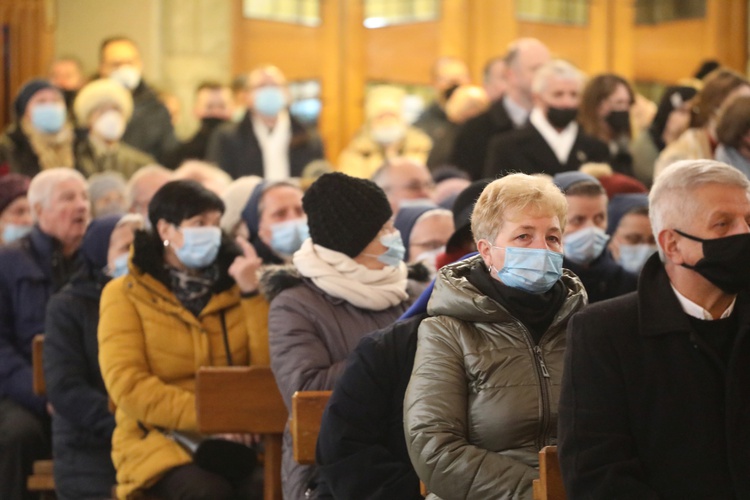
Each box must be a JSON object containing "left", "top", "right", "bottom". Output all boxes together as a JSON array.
[
  {"left": 44, "top": 265, "right": 116, "bottom": 500},
  {"left": 558, "top": 253, "right": 750, "bottom": 499},
  {"left": 122, "top": 81, "right": 178, "bottom": 164},
  {"left": 0, "top": 226, "right": 82, "bottom": 415},
  {"left": 484, "top": 124, "right": 610, "bottom": 178},
  {"left": 563, "top": 249, "right": 637, "bottom": 304},
  {"left": 316, "top": 313, "right": 428, "bottom": 500},
  {"left": 0, "top": 123, "right": 42, "bottom": 177},
  {"left": 162, "top": 118, "right": 227, "bottom": 169},
  {"left": 206, "top": 112, "right": 324, "bottom": 179}
]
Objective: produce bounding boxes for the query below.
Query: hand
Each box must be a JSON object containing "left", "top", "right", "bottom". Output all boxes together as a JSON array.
[
  {"left": 214, "top": 433, "right": 257, "bottom": 447},
  {"left": 228, "top": 237, "right": 263, "bottom": 294},
  {"left": 46, "top": 402, "right": 55, "bottom": 416}
]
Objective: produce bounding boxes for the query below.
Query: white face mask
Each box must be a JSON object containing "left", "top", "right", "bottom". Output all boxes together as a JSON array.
[
  {"left": 414, "top": 246, "right": 445, "bottom": 274},
  {"left": 618, "top": 243, "right": 657, "bottom": 274},
  {"left": 371, "top": 124, "right": 406, "bottom": 145},
  {"left": 92, "top": 110, "right": 126, "bottom": 141},
  {"left": 563, "top": 226, "right": 610, "bottom": 265},
  {"left": 110, "top": 65, "right": 141, "bottom": 91}
]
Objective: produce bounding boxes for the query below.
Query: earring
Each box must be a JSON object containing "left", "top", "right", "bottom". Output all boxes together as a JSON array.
[{"left": 163, "top": 240, "right": 169, "bottom": 247}]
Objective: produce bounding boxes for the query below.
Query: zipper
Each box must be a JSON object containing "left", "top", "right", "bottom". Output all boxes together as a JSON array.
[{"left": 534, "top": 346, "right": 550, "bottom": 378}]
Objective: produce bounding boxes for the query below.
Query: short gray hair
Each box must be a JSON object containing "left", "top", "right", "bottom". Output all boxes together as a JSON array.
[
  {"left": 531, "top": 59, "right": 585, "bottom": 95},
  {"left": 650, "top": 159, "right": 750, "bottom": 259},
  {"left": 126, "top": 164, "right": 172, "bottom": 209},
  {"left": 28, "top": 168, "right": 87, "bottom": 222}
]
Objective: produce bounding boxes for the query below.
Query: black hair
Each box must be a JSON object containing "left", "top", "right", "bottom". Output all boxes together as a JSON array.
[{"left": 148, "top": 180, "right": 225, "bottom": 230}]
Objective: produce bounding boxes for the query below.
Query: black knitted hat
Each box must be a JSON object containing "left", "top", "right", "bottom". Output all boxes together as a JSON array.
[{"left": 303, "top": 172, "right": 392, "bottom": 257}]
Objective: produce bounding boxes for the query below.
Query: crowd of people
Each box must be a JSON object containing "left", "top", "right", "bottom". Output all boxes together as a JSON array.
[{"left": 0, "top": 33, "right": 748, "bottom": 500}]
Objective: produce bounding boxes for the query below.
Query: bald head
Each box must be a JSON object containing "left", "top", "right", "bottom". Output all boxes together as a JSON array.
[
  {"left": 372, "top": 158, "right": 435, "bottom": 213},
  {"left": 505, "top": 38, "right": 551, "bottom": 110},
  {"left": 446, "top": 85, "right": 490, "bottom": 124}
]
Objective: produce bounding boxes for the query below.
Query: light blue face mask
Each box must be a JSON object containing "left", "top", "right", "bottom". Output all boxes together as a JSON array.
[
  {"left": 493, "top": 246, "right": 564, "bottom": 294},
  {"left": 2, "top": 223, "right": 32, "bottom": 244},
  {"left": 109, "top": 253, "right": 130, "bottom": 278},
  {"left": 174, "top": 226, "right": 222, "bottom": 269},
  {"left": 254, "top": 87, "right": 286, "bottom": 117},
  {"left": 366, "top": 231, "right": 405, "bottom": 268},
  {"left": 30, "top": 103, "right": 66, "bottom": 134},
  {"left": 270, "top": 218, "right": 309, "bottom": 256},
  {"left": 618, "top": 243, "right": 656, "bottom": 274},
  {"left": 563, "top": 226, "right": 610, "bottom": 265}
]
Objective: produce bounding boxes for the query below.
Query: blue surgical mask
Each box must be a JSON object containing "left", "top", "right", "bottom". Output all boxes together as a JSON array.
[
  {"left": 2, "top": 223, "right": 32, "bottom": 244},
  {"left": 563, "top": 226, "right": 609, "bottom": 265},
  {"left": 109, "top": 253, "right": 130, "bottom": 278},
  {"left": 30, "top": 103, "right": 66, "bottom": 133},
  {"left": 254, "top": 87, "right": 286, "bottom": 117},
  {"left": 174, "top": 226, "right": 222, "bottom": 269},
  {"left": 270, "top": 218, "right": 309, "bottom": 256},
  {"left": 618, "top": 243, "right": 656, "bottom": 274},
  {"left": 493, "top": 246, "right": 563, "bottom": 294},
  {"left": 366, "top": 231, "right": 405, "bottom": 268}
]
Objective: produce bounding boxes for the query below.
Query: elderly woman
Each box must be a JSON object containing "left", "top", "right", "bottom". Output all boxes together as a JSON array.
[
  {"left": 0, "top": 79, "right": 73, "bottom": 176},
  {"left": 98, "top": 180, "right": 264, "bottom": 500},
  {"left": 74, "top": 78, "right": 154, "bottom": 179},
  {"left": 0, "top": 173, "right": 32, "bottom": 244},
  {"left": 404, "top": 173, "right": 587, "bottom": 499},
  {"left": 264, "top": 172, "right": 427, "bottom": 499}
]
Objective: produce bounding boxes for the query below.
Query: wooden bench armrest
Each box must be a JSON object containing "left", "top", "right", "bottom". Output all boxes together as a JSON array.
[
  {"left": 535, "top": 445, "right": 566, "bottom": 500},
  {"left": 291, "top": 390, "right": 332, "bottom": 465},
  {"left": 32, "top": 334, "right": 45, "bottom": 397}
]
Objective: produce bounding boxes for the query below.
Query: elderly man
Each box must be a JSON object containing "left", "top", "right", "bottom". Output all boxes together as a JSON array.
[
  {"left": 207, "top": 64, "right": 324, "bottom": 180},
  {"left": 414, "top": 56, "right": 471, "bottom": 143},
  {"left": 450, "top": 38, "right": 550, "bottom": 179},
  {"left": 482, "top": 56, "right": 507, "bottom": 102},
  {"left": 98, "top": 36, "right": 177, "bottom": 163},
  {"left": 371, "top": 158, "right": 435, "bottom": 214},
  {"left": 485, "top": 59, "right": 610, "bottom": 177},
  {"left": 125, "top": 164, "right": 172, "bottom": 221},
  {"left": 559, "top": 159, "right": 750, "bottom": 499},
  {"left": 0, "top": 168, "right": 90, "bottom": 500}
]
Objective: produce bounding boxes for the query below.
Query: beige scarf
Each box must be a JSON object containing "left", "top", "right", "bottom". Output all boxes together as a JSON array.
[
  {"left": 293, "top": 239, "right": 408, "bottom": 311},
  {"left": 22, "top": 119, "right": 74, "bottom": 170}
]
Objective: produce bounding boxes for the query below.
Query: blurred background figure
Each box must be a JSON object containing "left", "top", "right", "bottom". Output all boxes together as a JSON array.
[
  {"left": 606, "top": 193, "right": 655, "bottom": 275},
  {"left": 88, "top": 171, "right": 128, "bottom": 218},
  {"left": 414, "top": 56, "right": 470, "bottom": 143},
  {"left": 482, "top": 56, "right": 507, "bottom": 103},
  {"left": 339, "top": 86, "right": 432, "bottom": 179},
  {"left": 48, "top": 56, "right": 87, "bottom": 117},
  {"left": 631, "top": 85, "right": 698, "bottom": 186},
  {"left": 0, "top": 174, "right": 32, "bottom": 245},
  {"left": 371, "top": 158, "right": 435, "bottom": 213},
  {"left": 430, "top": 166, "right": 471, "bottom": 208},
  {"left": 163, "top": 81, "right": 234, "bottom": 169},
  {"left": 173, "top": 160, "right": 232, "bottom": 195},
  {"left": 73, "top": 79, "right": 154, "bottom": 179},
  {"left": 220, "top": 175, "right": 264, "bottom": 238},
  {"left": 579, "top": 162, "right": 648, "bottom": 199},
  {"left": 394, "top": 204, "right": 453, "bottom": 274},
  {"left": 125, "top": 164, "right": 172, "bottom": 221},
  {"left": 0, "top": 79, "right": 73, "bottom": 177},
  {"left": 714, "top": 95, "right": 750, "bottom": 179}
]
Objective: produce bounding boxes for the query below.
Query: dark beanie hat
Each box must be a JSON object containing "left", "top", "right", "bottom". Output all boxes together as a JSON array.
[
  {"left": 446, "top": 179, "right": 490, "bottom": 251},
  {"left": 240, "top": 181, "right": 267, "bottom": 238},
  {"left": 606, "top": 193, "right": 649, "bottom": 235},
  {"left": 0, "top": 174, "right": 31, "bottom": 214},
  {"left": 553, "top": 171, "right": 600, "bottom": 193},
  {"left": 14, "top": 79, "right": 57, "bottom": 120},
  {"left": 81, "top": 214, "right": 122, "bottom": 270},
  {"left": 303, "top": 172, "right": 392, "bottom": 257},
  {"left": 394, "top": 203, "right": 438, "bottom": 261}
]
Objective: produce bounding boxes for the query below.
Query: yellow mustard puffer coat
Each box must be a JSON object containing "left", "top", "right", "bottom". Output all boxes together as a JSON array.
[{"left": 98, "top": 233, "right": 267, "bottom": 499}]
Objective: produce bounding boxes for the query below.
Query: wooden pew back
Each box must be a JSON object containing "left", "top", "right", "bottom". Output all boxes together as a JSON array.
[
  {"left": 291, "top": 390, "right": 331, "bottom": 465},
  {"left": 32, "top": 334, "right": 45, "bottom": 396},
  {"left": 196, "top": 366, "right": 287, "bottom": 500},
  {"left": 532, "top": 445, "right": 566, "bottom": 500}
]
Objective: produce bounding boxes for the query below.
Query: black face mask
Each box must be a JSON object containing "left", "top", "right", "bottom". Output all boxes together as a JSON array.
[
  {"left": 547, "top": 106, "right": 578, "bottom": 129},
  {"left": 605, "top": 110, "right": 631, "bottom": 135},
  {"left": 675, "top": 229, "right": 750, "bottom": 294},
  {"left": 443, "top": 84, "right": 460, "bottom": 103},
  {"left": 201, "top": 117, "right": 226, "bottom": 129}
]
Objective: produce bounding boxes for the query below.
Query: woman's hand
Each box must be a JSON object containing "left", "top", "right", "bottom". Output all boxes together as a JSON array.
[
  {"left": 228, "top": 237, "right": 263, "bottom": 294},
  {"left": 214, "top": 433, "right": 260, "bottom": 446}
]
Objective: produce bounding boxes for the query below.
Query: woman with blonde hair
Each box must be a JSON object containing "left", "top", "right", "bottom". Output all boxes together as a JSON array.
[{"left": 404, "top": 173, "right": 587, "bottom": 499}]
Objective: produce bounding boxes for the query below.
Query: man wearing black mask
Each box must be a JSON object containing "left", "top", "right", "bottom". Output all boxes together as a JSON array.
[
  {"left": 484, "top": 59, "right": 609, "bottom": 178},
  {"left": 163, "top": 81, "right": 234, "bottom": 168},
  {"left": 558, "top": 159, "right": 750, "bottom": 499},
  {"left": 414, "top": 57, "right": 470, "bottom": 144}
]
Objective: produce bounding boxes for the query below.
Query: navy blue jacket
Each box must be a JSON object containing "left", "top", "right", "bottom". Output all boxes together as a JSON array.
[
  {"left": 316, "top": 314, "right": 427, "bottom": 500},
  {"left": 563, "top": 249, "right": 637, "bottom": 304},
  {"left": 0, "top": 227, "right": 81, "bottom": 415}
]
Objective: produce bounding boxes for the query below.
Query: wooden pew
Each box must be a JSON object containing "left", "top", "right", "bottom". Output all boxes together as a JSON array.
[
  {"left": 28, "top": 334, "right": 55, "bottom": 497},
  {"left": 290, "top": 390, "right": 331, "bottom": 465},
  {"left": 532, "top": 446, "right": 566, "bottom": 500},
  {"left": 196, "top": 366, "right": 287, "bottom": 500}
]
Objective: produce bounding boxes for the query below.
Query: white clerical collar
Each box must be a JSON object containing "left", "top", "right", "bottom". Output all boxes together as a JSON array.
[
  {"left": 670, "top": 284, "right": 736, "bottom": 320},
  {"left": 529, "top": 107, "right": 578, "bottom": 164},
  {"left": 502, "top": 96, "right": 529, "bottom": 128}
]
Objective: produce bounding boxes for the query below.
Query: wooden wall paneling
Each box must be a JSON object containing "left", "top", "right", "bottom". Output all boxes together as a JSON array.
[
  {"left": 340, "top": 0, "right": 365, "bottom": 162},
  {"left": 586, "top": 0, "right": 611, "bottom": 76},
  {"left": 706, "top": 0, "right": 747, "bottom": 73},
  {"left": 438, "top": 0, "right": 470, "bottom": 62},
  {"left": 518, "top": 22, "right": 590, "bottom": 72},
  {"left": 364, "top": 22, "right": 439, "bottom": 84},
  {"left": 319, "top": 0, "right": 344, "bottom": 162},
  {"left": 608, "top": 0, "right": 635, "bottom": 81},
  {"left": 633, "top": 19, "right": 709, "bottom": 83},
  {"left": 467, "top": 0, "right": 517, "bottom": 84}
]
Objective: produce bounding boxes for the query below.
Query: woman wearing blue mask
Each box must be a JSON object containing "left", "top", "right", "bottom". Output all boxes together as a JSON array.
[
  {"left": 98, "top": 180, "right": 265, "bottom": 500},
  {"left": 44, "top": 213, "right": 143, "bottom": 500},
  {"left": 0, "top": 174, "right": 33, "bottom": 245},
  {"left": 0, "top": 79, "right": 74, "bottom": 177},
  {"left": 404, "top": 173, "right": 587, "bottom": 499},
  {"left": 263, "top": 172, "right": 428, "bottom": 499}
]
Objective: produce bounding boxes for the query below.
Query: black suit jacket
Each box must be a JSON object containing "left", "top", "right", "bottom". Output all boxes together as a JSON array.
[
  {"left": 206, "top": 111, "right": 324, "bottom": 179},
  {"left": 449, "top": 99, "right": 515, "bottom": 180},
  {"left": 484, "top": 123, "right": 610, "bottom": 178}
]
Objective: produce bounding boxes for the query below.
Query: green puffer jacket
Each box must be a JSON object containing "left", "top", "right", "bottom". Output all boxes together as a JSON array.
[{"left": 404, "top": 255, "right": 586, "bottom": 500}]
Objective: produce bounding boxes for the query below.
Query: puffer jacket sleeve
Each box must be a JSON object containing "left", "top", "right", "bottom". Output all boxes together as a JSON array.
[
  {"left": 98, "top": 279, "right": 196, "bottom": 430},
  {"left": 242, "top": 294, "right": 270, "bottom": 366},
  {"left": 268, "top": 290, "right": 347, "bottom": 410},
  {"left": 404, "top": 316, "right": 537, "bottom": 499}
]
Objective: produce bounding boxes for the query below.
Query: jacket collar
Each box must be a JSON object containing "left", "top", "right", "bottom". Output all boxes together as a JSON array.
[
  {"left": 637, "top": 253, "right": 750, "bottom": 336},
  {"left": 28, "top": 225, "right": 58, "bottom": 275}
]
